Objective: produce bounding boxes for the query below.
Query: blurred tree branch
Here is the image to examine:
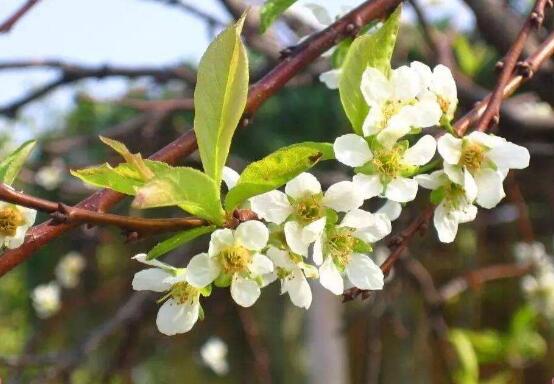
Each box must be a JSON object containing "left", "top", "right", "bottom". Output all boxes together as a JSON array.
[{"left": 0, "top": 0, "right": 42, "bottom": 33}]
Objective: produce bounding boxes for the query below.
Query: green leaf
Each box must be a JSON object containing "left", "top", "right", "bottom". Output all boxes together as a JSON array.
[
  {"left": 464, "top": 330, "right": 505, "bottom": 364},
  {"left": 448, "top": 329, "right": 479, "bottom": 384},
  {"left": 0, "top": 140, "right": 36, "bottom": 185},
  {"left": 224, "top": 142, "right": 334, "bottom": 210},
  {"left": 132, "top": 167, "right": 225, "bottom": 225},
  {"left": 339, "top": 6, "right": 401, "bottom": 135},
  {"left": 71, "top": 160, "right": 172, "bottom": 195},
  {"left": 194, "top": 14, "right": 249, "bottom": 190},
  {"left": 260, "top": 0, "right": 297, "bottom": 33},
  {"left": 99, "top": 136, "right": 154, "bottom": 180},
  {"left": 147, "top": 225, "right": 215, "bottom": 260}
]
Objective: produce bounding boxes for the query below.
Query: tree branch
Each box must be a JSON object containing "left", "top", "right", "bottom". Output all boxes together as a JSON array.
[{"left": 0, "top": 0, "right": 42, "bottom": 33}]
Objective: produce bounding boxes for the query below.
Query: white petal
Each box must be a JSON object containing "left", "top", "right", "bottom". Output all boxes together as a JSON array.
[
  {"left": 302, "top": 217, "right": 326, "bottom": 244},
  {"left": 410, "top": 61, "right": 433, "bottom": 90},
  {"left": 410, "top": 96, "right": 442, "bottom": 128},
  {"left": 362, "top": 103, "right": 385, "bottom": 137},
  {"left": 333, "top": 134, "right": 373, "bottom": 167},
  {"left": 385, "top": 177, "right": 418, "bottom": 203},
  {"left": 319, "top": 69, "right": 341, "bottom": 89},
  {"left": 487, "top": 142, "right": 530, "bottom": 169},
  {"left": 402, "top": 135, "right": 437, "bottom": 166},
  {"left": 312, "top": 237, "right": 323, "bottom": 265},
  {"left": 467, "top": 131, "right": 504, "bottom": 148},
  {"left": 132, "top": 268, "right": 173, "bottom": 292},
  {"left": 430, "top": 65, "right": 457, "bottom": 104},
  {"left": 361, "top": 67, "right": 392, "bottom": 104},
  {"left": 186, "top": 253, "right": 220, "bottom": 288},
  {"left": 340, "top": 208, "right": 375, "bottom": 229},
  {"left": 377, "top": 108, "right": 413, "bottom": 148},
  {"left": 284, "top": 269, "right": 312, "bottom": 309},
  {"left": 474, "top": 169, "right": 505, "bottom": 209},
  {"left": 323, "top": 181, "right": 364, "bottom": 212},
  {"left": 231, "top": 276, "right": 261, "bottom": 307},
  {"left": 443, "top": 163, "right": 464, "bottom": 185},
  {"left": 377, "top": 200, "right": 402, "bottom": 221},
  {"left": 304, "top": 3, "right": 333, "bottom": 25},
  {"left": 463, "top": 168, "right": 478, "bottom": 202},
  {"left": 345, "top": 253, "right": 384, "bottom": 290},
  {"left": 285, "top": 172, "right": 321, "bottom": 199},
  {"left": 208, "top": 229, "right": 235, "bottom": 258},
  {"left": 355, "top": 213, "right": 392, "bottom": 243},
  {"left": 319, "top": 258, "right": 344, "bottom": 295},
  {"left": 434, "top": 203, "right": 459, "bottom": 243},
  {"left": 6, "top": 227, "right": 26, "bottom": 249},
  {"left": 391, "top": 65, "right": 422, "bottom": 101},
  {"left": 284, "top": 221, "right": 310, "bottom": 257},
  {"left": 235, "top": 221, "right": 269, "bottom": 251},
  {"left": 438, "top": 134, "right": 462, "bottom": 164},
  {"left": 353, "top": 174, "right": 383, "bottom": 200},
  {"left": 266, "top": 247, "right": 295, "bottom": 269},
  {"left": 453, "top": 203, "right": 478, "bottom": 224},
  {"left": 156, "top": 299, "right": 199, "bottom": 336},
  {"left": 222, "top": 167, "right": 240, "bottom": 190},
  {"left": 414, "top": 170, "right": 446, "bottom": 190},
  {"left": 20, "top": 206, "right": 37, "bottom": 226},
  {"left": 249, "top": 253, "right": 274, "bottom": 275},
  {"left": 132, "top": 254, "right": 176, "bottom": 271},
  {"left": 249, "top": 191, "right": 293, "bottom": 224}
]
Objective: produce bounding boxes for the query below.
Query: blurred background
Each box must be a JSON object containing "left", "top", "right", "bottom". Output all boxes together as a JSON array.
[{"left": 0, "top": 0, "right": 553, "bottom": 383}]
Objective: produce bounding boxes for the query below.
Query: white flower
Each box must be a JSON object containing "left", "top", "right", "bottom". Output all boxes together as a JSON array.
[
  {"left": 360, "top": 66, "right": 442, "bottom": 148},
  {"left": 200, "top": 337, "right": 229, "bottom": 376},
  {"left": 0, "top": 199, "right": 37, "bottom": 249},
  {"left": 313, "top": 209, "right": 391, "bottom": 294},
  {"left": 264, "top": 246, "right": 315, "bottom": 309},
  {"left": 55, "top": 251, "right": 86, "bottom": 288},
  {"left": 415, "top": 170, "right": 478, "bottom": 243},
  {"left": 514, "top": 241, "right": 548, "bottom": 265},
  {"left": 377, "top": 200, "right": 402, "bottom": 221},
  {"left": 186, "top": 221, "right": 273, "bottom": 307},
  {"left": 31, "top": 282, "right": 61, "bottom": 319},
  {"left": 518, "top": 245, "right": 554, "bottom": 320},
  {"left": 319, "top": 68, "right": 342, "bottom": 89},
  {"left": 35, "top": 159, "right": 65, "bottom": 190},
  {"left": 250, "top": 173, "right": 364, "bottom": 256},
  {"left": 438, "top": 132, "right": 530, "bottom": 209},
  {"left": 334, "top": 134, "right": 437, "bottom": 203},
  {"left": 132, "top": 255, "right": 206, "bottom": 336}
]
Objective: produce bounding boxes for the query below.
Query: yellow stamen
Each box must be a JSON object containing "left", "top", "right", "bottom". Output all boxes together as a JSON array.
[
  {"left": 0, "top": 206, "right": 25, "bottom": 237},
  {"left": 218, "top": 245, "right": 252, "bottom": 274}
]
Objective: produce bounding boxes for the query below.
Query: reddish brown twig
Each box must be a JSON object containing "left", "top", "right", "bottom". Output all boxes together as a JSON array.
[
  {"left": 0, "top": 0, "right": 41, "bottom": 33},
  {"left": 473, "top": 0, "right": 552, "bottom": 132},
  {"left": 0, "top": 0, "right": 402, "bottom": 277}
]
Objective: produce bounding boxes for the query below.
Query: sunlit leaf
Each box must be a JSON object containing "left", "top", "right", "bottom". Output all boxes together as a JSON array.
[
  {"left": 260, "top": 0, "right": 298, "bottom": 33},
  {"left": 147, "top": 225, "right": 215, "bottom": 260},
  {"left": 99, "top": 136, "right": 154, "bottom": 180},
  {"left": 448, "top": 329, "right": 479, "bottom": 384},
  {"left": 339, "top": 6, "right": 401, "bottom": 135},
  {"left": 0, "top": 140, "right": 36, "bottom": 185},
  {"left": 224, "top": 142, "right": 333, "bottom": 210}
]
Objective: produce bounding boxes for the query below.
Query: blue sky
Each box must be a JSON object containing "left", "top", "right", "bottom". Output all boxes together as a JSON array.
[{"left": 0, "top": 0, "right": 474, "bottom": 142}]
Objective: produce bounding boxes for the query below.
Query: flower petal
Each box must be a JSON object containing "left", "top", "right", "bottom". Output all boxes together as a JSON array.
[
  {"left": 319, "top": 258, "right": 344, "bottom": 295},
  {"left": 438, "top": 134, "right": 463, "bottom": 164},
  {"left": 285, "top": 172, "right": 321, "bottom": 199},
  {"left": 402, "top": 134, "right": 437, "bottom": 166},
  {"left": 266, "top": 247, "right": 295, "bottom": 269},
  {"left": 333, "top": 134, "right": 373, "bottom": 167},
  {"left": 156, "top": 299, "right": 199, "bottom": 336},
  {"left": 186, "top": 253, "right": 220, "bottom": 288},
  {"left": 132, "top": 268, "right": 173, "bottom": 292},
  {"left": 222, "top": 167, "right": 240, "bottom": 190},
  {"left": 415, "top": 170, "right": 446, "bottom": 190},
  {"left": 377, "top": 200, "right": 402, "bottom": 221},
  {"left": 208, "top": 229, "right": 235, "bottom": 258},
  {"left": 302, "top": 217, "right": 326, "bottom": 244},
  {"left": 487, "top": 141, "right": 530, "bottom": 170},
  {"left": 362, "top": 103, "right": 385, "bottom": 137},
  {"left": 319, "top": 69, "right": 341, "bottom": 89},
  {"left": 340, "top": 208, "right": 375, "bottom": 229},
  {"left": 323, "top": 181, "right": 364, "bottom": 212},
  {"left": 474, "top": 169, "right": 505, "bottom": 209},
  {"left": 361, "top": 67, "right": 392, "bottom": 104},
  {"left": 235, "top": 221, "right": 269, "bottom": 251},
  {"left": 284, "top": 221, "right": 310, "bottom": 256},
  {"left": 443, "top": 163, "right": 464, "bottom": 185},
  {"left": 283, "top": 269, "right": 312, "bottom": 309},
  {"left": 346, "top": 253, "right": 384, "bottom": 290},
  {"left": 312, "top": 237, "right": 323, "bottom": 265},
  {"left": 355, "top": 213, "right": 392, "bottom": 243},
  {"left": 249, "top": 190, "right": 293, "bottom": 224},
  {"left": 231, "top": 275, "right": 261, "bottom": 307},
  {"left": 411, "top": 96, "right": 442, "bottom": 128},
  {"left": 463, "top": 168, "right": 478, "bottom": 202},
  {"left": 249, "top": 253, "right": 274, "bottom": 275},
  {"left": 353, "top": 173, "right": 383, "bottom": 200},
  {"left": 391, "top": 65, "right": 422, "bottom": 100},
  {"left": 410, "top": 61, "right": 433, "bottom": 90},
  {"left": 467, "top": 131, "right": 504, "bottom": 148},
  {"left": 434, "top": 203, "right": 459, "bottom": 243},
  {"left": 385, "top": 177, "right": 418, "bottom": 203}
]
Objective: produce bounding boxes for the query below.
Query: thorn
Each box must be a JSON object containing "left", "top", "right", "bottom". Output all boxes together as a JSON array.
[
  {"left": 50, "top": 211, "right": 67, "bottom": 224},
  {"left": 516, "top": 60, "right": 534, "bottom": 78}
]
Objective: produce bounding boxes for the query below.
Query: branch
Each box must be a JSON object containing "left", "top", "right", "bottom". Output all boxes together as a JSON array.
[
  {"left": 145, "top": 0, "right": 226, "bottom": 28},
  {"left": 0, "top": 0, "right": 403, "bottom": 277},
  {"left": 0, "top": 0, "right": 41, "bottom": 33}
]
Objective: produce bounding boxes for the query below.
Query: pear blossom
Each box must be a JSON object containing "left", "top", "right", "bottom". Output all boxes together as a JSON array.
[
  {"left": 0, "top": 198, "right": 37, "bottom": 249},
  {"left": 35, "top": 159, "right": 65, "bottom": 190},
  {"left": 31, "top": 282, "right": 61, "bottom": 319},
  {"left": 313, "top": 209, "right": 391, "bottom": 294},
  {"left": 263, "top": 246, "right": 317, "bottom": 309},
  {"left": 334, "top": 134, "right": 437, "bottom": 203},
  {"left": 200, "top": 337, "right": 229, "bottom": 376},
  {"left": 186, "top": 221, "right": 273, "bottom": 307},
  {"left": 415, "top": 170, "right": 478, "bottom": 243},
  {"left": 249, "top": 172, "right": 364, "bottom": 256},
  {"left": 319, "top": 68, "right": 342, "bottom": 89},
  {"left": 360, "top": 66, "right": 442, "bottom": 148},
  {"left": 55, "top": 251, "right": 86, "bottom": 288},
  {"left": 132, "top": 254, "right": 208, "bottom": 336},
  {"left": 438, "top": 132, "right": 530, "bottom": 209}
]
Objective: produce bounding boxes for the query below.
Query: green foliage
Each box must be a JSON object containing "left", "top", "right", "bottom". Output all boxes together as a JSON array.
[
  {"left": 0, "top": 140, "right": 36, "bottom": 185},
  {"left": 339, "top": 6, "right": 401, "bottom": 135},
  {"left": 132, "top": 167, "right": 225, "bottom": 225},
  {"left": 449, "top": 329, "right": 479, "bottom": 384},
  {"left": 99, "top": 136, "right": 154, "bottom": 180},
  {"left": 331, "top": 38, "right": 353, "bottom": 69},
  {"left": 224, "top": 142, "right": 334, "bottom": 210},
  {"left": 260, "top": 0, "right": 298, "bottom": 32},
  {"left": 147, "top": 226, "right": 215, "bottom": 260},
  {"left": 194, "top": 14, "right": 249, "bottom": 191},
  {"left": 453, "top": 36, "right": 496, "bottom": 77}
]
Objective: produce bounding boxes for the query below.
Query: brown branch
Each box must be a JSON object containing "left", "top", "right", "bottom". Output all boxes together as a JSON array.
[
  {"left": 237, "top": 307, "right": 273, "bottom": 384},
  {"left": 0, "top": 0, "right": 403, "bottom": 277},
  {"left": 474, "top": 0, "right": 552, "bottom": 132},
  {"left": 145, "top": 0, "right": 227, "bottom": 28},
  {"left": 0, "top": 0, "right": 41, "bottom": 33}
]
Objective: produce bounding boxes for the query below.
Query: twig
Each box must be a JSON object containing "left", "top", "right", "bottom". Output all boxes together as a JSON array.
[
  {"left": 145, "top": 0, "right": 226, "bottom": 28},
  {"left": 0, "top": 0, "right": 42, "bottom": 33},
  {"left": 0, "top": 0, "right": 403, "bottom": 277}
]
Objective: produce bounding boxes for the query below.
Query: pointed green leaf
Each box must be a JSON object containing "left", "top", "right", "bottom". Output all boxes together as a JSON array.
[
  {"left": 99, "top": 136, "right": 154, "bottom": 180},
  {"left": 132, "top": 167, "right": 225, "bottom": 225},
  {"left": 260, "top": 0, "right": 298, "bottom": 33},
  {"left": 147, "top": 225, "right": 215, "bottom": 260},
  {"left": 339, "top": 6, "right": 401, "bottom": 135},
  {"left": 224, "top": 142, "right": 334, "bottom": 210},
  {"left": 0, "top": 140, "right": 36, "bottom": 185},
  {"left": 194, "top": 14, "right": 249, "bottom": 191}
]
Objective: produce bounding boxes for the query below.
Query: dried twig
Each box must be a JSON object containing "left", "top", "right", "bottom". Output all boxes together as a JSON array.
[{"left": 0, "top": 0, "right": 42, "bottom": 33}]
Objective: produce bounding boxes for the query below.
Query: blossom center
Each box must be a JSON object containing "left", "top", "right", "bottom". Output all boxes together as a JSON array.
[
  {"left": 292, "top": 194, "right": 324, "bottom": 225},
  {"left": 437, "top": 96, "right": 450, "bottom": 114},
  {"left": 372, "top": 146, "right": 404, "bottom": 182},
  {"left": 326, "top": 227, "right": 356, "bottom": 269},
  {"left": 170, "top": 282, "right": 199, "bottom": 305},
  {"left": 442, "top": 183, "right": 466, "bottom": 210},
  {"left": 460, "top": 142, "right": 485, "bottom": 172},
  {"left": 0, "top": 206, "right": 25, "bottom": 237},
  {"left": 379, "top": 100, "right": 403, "bottom": 129},
  {"left": 218, "top": 245, "right": 252, "bottom": 274}
]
